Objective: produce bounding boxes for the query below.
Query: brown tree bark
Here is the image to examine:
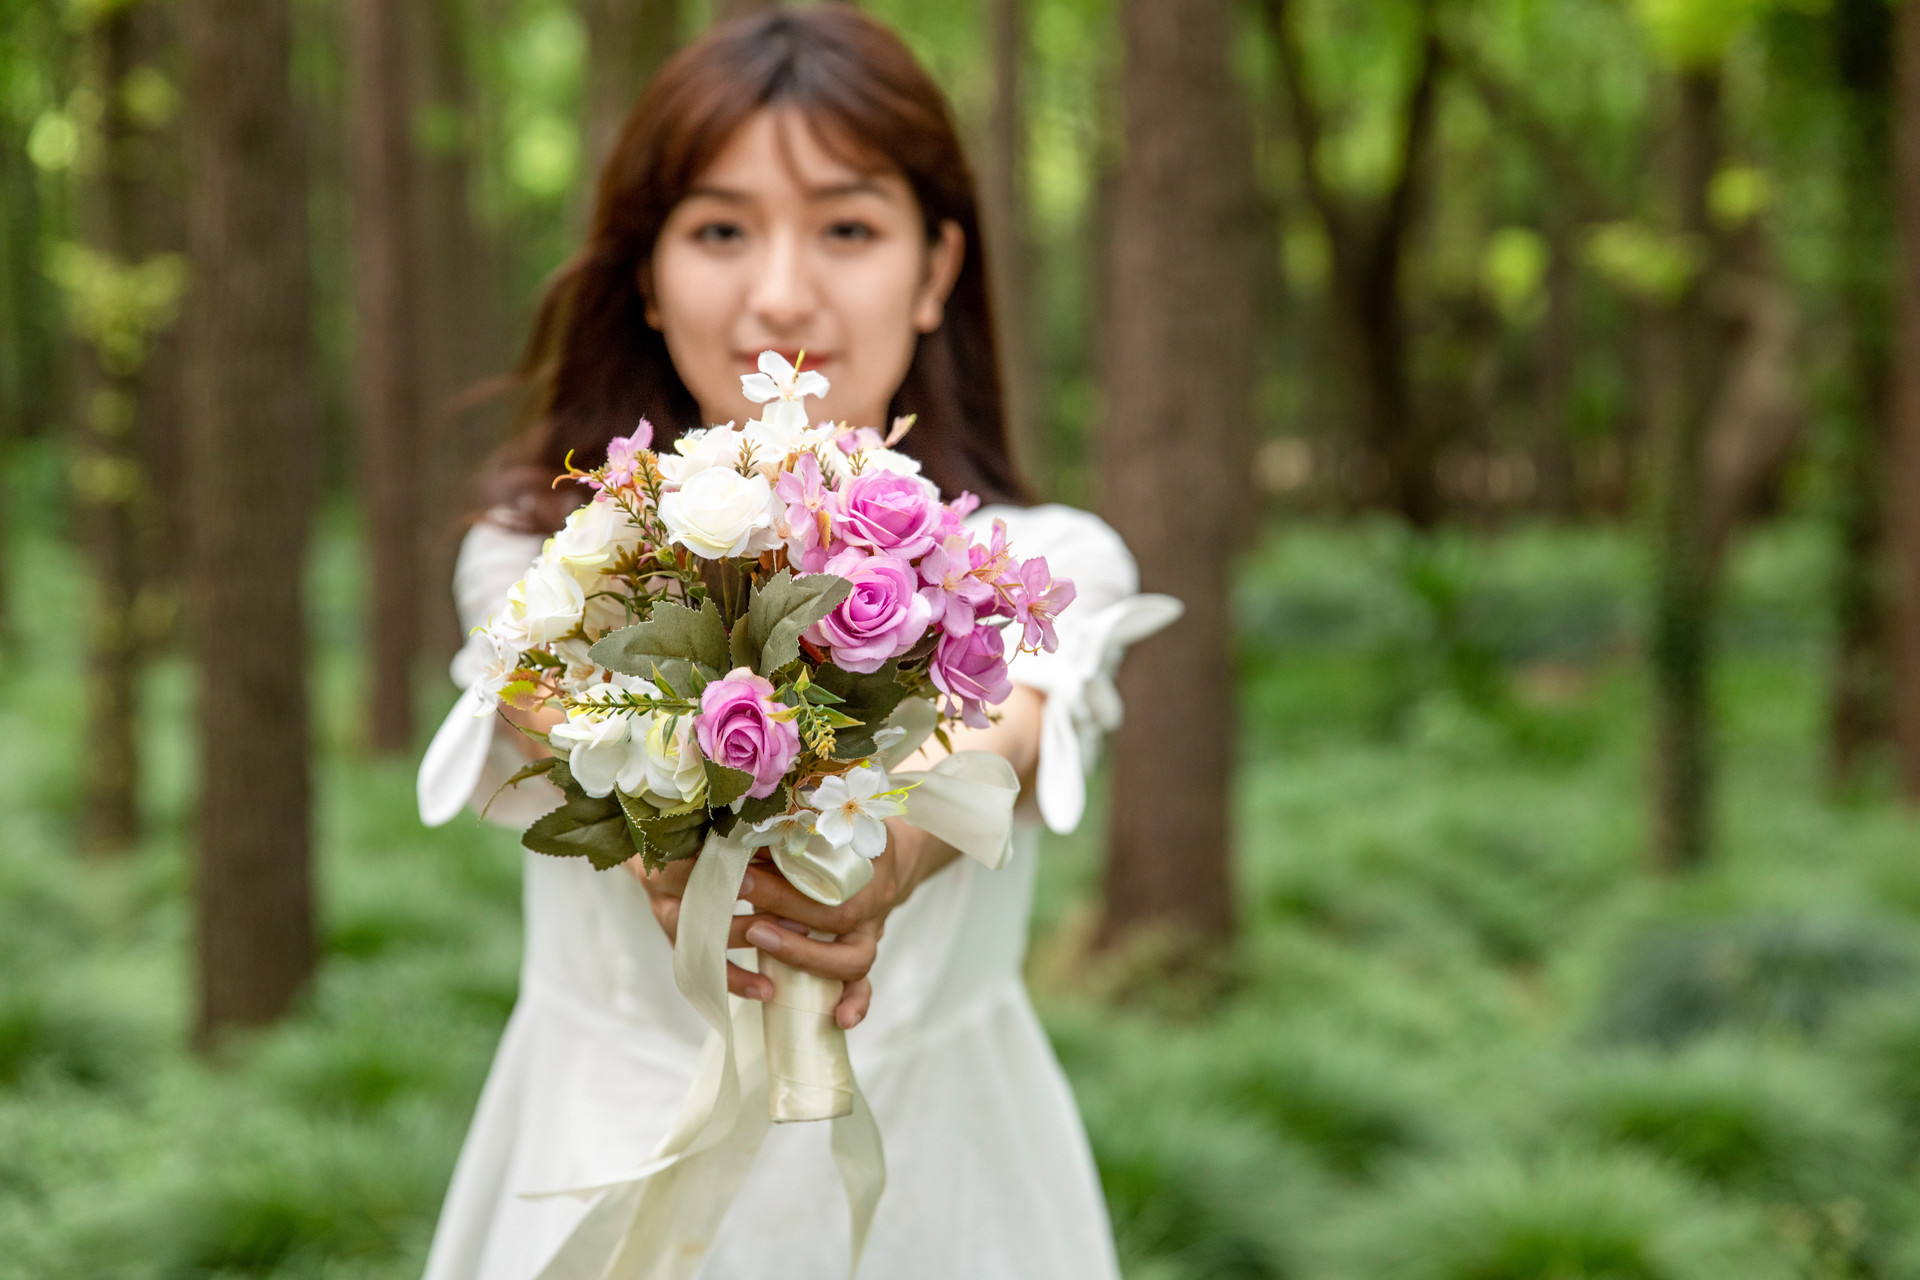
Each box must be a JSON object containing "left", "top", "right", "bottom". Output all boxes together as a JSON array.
[
  {"left": 72, "top": 0, "right": 185, "bottom": 851},
  {"left": 582, "top": 0, "right": 681, "bottom": 174},
  {"left": 414, "top": 0, "right": 509, "bottom": 660},
  {"left": 1891, "top": 0, "right": 1920, "bottom": 800},
  {"left": 1648, "top": 70, "right": 1726, "bottom": 871},
  {"left": 983, "top": 0, "right": 1042, "bottom": 486},
  {"left": 1262, "top": 0, "right": 1445, "bottom": 527},
  {"left": 1097, "top": 0, "right": 1259, "bottom": 945},
  {"left": 181, "top": 0, "right": 319, "bottom": 1045},
  {"left": 1827, "top": 0, "right": 1894, "bottom": 789},
  {"left": 1533, "top": 222, "right": 1578, "bottom": 515},
  {"left": 348, "top": 0, "right": 423, "bottom": 754}
]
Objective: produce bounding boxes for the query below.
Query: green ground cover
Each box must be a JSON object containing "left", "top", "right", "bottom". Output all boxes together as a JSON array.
[{"left": 4, "top": 507, "right": 1920, "bottom": 1280}]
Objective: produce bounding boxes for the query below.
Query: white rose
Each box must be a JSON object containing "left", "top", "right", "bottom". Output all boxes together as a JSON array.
[
  {"left": 507, "top": 559, "right": 586, "bottom": 644},
  {"left": 656, "top": 425, "right": 745, "bottom": 486},
  {"left": 549, "top": 496, "right": 638, "bottom": 583},
  {"left": 548, "top": 691, "right": 648, "bottom": 799},
  {"left": 657, "top": 467, "right": 780, "bottom": 559},
  {"left": 642, "top": 712, "right": 708, "bottom": 805},
  {"left": 853, "top": 444, "right": 923, "bottom": 478}
]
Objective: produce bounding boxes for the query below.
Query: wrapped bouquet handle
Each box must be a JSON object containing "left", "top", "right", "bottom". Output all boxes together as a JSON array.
[{"left": 532, "top": 735, "right": 1019, "bottom": 1280}]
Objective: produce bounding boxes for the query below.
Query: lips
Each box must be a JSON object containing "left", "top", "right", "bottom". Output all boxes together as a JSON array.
[{"left": 737, "top": 349, "right": 832, "bottom": 372}]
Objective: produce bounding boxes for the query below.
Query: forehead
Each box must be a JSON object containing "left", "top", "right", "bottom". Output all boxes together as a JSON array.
[{"left": 692, "top": 106, "right": 905, "bottom": 201}]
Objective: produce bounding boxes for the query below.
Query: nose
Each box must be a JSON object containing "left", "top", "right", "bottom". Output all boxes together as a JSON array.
[{"left": 748, "top": 225, "right": 816, "bottom": 335}]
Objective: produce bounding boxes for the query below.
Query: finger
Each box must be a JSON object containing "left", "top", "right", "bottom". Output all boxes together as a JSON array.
[
  {"left": 652, "top": 895, "right": 679, "bottom": 944},
  {"left": 834, "top": 977, "right": 871, "bottom": 1030},
  {"left": 739, "top": 867, "right": 869, "bottom": 935},
  {"left": 724, "top": 913, "right": 807, "bottom": 949},
  {"left": 743, "top": 919, "right": 879, "bottom": 983},
  {"left": 727, "top": 961, "right": 772, "bottom": 1002},
  {"left": 639, "top": 856, "right": 695, "bottom": 897}
]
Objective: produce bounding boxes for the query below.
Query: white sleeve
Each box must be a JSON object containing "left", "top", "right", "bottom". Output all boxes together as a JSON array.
[
  {"left": 967, "top": 504, "right": 1183, "bottom": 835},
  {"left": 417, "top": 519, "right": 559, "bottom": 829}
]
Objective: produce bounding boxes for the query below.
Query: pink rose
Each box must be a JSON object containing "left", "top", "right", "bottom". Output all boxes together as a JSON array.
[
  {"left": 695, "top": 668, "right": 800, "bottom": 798},
  {"left": 930, "top": 624, "right": 1013, "bottom": 729},
  {"left": 806, "top": 549, "right": 935, "bottom": 674},
  {"left": 836, "top": 471, "right": 943, "bottom": 560}
]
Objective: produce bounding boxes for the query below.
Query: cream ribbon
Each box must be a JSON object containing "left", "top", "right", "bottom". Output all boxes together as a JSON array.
[{"left": 531, "top": 704, "right": 1019, "bottom": 1280}]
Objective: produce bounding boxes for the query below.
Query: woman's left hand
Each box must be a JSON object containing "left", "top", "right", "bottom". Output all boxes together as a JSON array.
[{"left": 738, "top": 817, "right": 959, "bottom": 1030}]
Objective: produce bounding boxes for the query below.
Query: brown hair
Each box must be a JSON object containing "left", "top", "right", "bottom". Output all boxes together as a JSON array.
[{"left": 484, "top": 6, "right": 1026, "bottom": 533}]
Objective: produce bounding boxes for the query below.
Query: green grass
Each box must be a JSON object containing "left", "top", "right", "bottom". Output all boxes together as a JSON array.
[{"left": 6, "top": 507, "right": 1920, "bottom": 1278}]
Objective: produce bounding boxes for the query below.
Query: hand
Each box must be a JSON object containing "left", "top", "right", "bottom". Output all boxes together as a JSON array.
[{"left": 625, "top": 819, "right": 960, "bottom": 1030}]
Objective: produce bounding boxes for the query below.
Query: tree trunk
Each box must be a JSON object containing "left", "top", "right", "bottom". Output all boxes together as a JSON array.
[
  {"left": 1534, "top": 222, "right": 1579, "bottom": 516},
  {"left": 582, "top": 0, "right": 681, "bottom": 175},
  {"left": 181, "top": 0, "right": 319, "bottom": 1046},
  {"left": 1263, "top": 0, "right": 1444, "bottom": 527},
  {"left": 983, "top": 0, "right": 1042, "bottom": 486},
  {"left": 72, "top": 0, "right": 184, "bottom": 852},
  {"left": 1098, "top": 0, "right": 1258, "bottom": 945},
  {"left": 1827, "top": 0, "right": 1894, "bottom": 790},
  {"left": 348, "top": 0, "right": 422, "bottom": 754},
  {"left": 1891, "top": 0, "right": 1920, "bottom": 800},
  {"left": 415, "top": 0, "right": 509, "bottom": 660},
  {"left": 1648, "top": 70, "right": 1724, "bottom": 870}
]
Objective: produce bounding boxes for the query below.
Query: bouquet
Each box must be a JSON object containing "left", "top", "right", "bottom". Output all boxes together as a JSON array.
[{"left": 471, "top": 351, "right": 1075, "bottom": 1132}]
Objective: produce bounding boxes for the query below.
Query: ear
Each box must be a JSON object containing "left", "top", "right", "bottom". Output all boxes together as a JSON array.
[
  {"left": 637, "top": 262, "right": 662, "bottom": 330},
  {"left": 911, "top": 220, "right": 965, "bottom": 335}
]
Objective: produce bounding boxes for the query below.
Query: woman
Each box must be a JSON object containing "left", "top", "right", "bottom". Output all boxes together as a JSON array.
[{"left": 418, "top": 10, "right": 1177, "bottom": 1278}]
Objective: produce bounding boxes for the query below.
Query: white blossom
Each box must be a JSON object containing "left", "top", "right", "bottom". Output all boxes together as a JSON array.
[
  {"left": 739, "top": 349, "right": 829, "bottom": 406},
  {"left": 804, "top": 764, "right": 907, "bottom": 860},
  {"left": 742, "top": 808, "right": 817, "bottom": 860}
]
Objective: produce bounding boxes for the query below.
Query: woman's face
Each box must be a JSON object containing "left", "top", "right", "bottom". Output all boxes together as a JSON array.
[{"left": 646, "top": 107, "right": 965, "bottom": 433}]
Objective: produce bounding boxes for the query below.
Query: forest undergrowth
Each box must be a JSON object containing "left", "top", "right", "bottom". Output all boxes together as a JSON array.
[{"left": 7, "top": 509, "right": 1920, "bottom": 1280}]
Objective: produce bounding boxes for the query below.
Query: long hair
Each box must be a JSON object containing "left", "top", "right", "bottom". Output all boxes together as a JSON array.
[{"left": 484, "top": 6, "right": 1026, "bottom": 533}]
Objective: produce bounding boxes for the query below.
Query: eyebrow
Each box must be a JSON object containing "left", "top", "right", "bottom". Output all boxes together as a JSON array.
[{"left": 682, "top": 178, "right": 895, "bottom": 203}]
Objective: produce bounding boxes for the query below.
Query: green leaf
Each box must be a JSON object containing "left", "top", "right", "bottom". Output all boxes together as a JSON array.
[
  {"left": 737, "top": 783, "right": 789, "bottom": 827},
  {"left": 813, "top": 661, "right": 913, "bottom": 760},
  {"left": 481, "top": 755, "right": 557, "bottom": 818},
  {"left": 522, "top": 793, "right": 635, "bottom": 870},
  {"left": 710, "top": 808, "right": 739, "bottom": 839},
  {"left": 747, "top": 570, "right": 852, "bottom": 675},
  {"left": 591, "top": 598, "right": 729, "bottom": 679},
  {"left": 703, "top": 759, "right": 755, "bottom": 809},
  {"left": 631, "top": 805, "right": 709, "bottom": 867},
  {"left": 729, "top": 613, "right": 755, "bottom": 673}
]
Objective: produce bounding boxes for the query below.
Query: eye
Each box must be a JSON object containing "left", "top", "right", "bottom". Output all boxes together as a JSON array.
[
  {"left": 693, "top": 220, "right": 745, "bottom": 246},
  {"left": 826, "top": 219, "right": 877, "bottom": 244}
]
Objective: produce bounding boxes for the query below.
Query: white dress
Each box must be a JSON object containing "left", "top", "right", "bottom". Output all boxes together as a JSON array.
[{"left": 416, "top": 503, "right": 1180, "bottom": 1280}]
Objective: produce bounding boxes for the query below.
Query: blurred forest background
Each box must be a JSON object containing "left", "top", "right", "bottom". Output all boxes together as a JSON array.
[{"left": 9, "top": 0, "right": 1920, "bottom": 1276}]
